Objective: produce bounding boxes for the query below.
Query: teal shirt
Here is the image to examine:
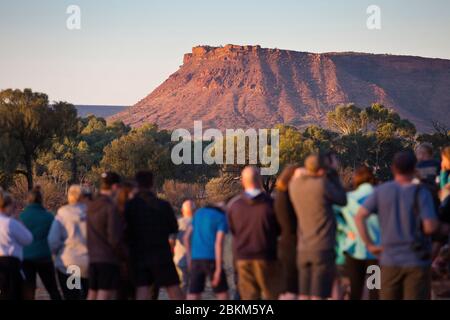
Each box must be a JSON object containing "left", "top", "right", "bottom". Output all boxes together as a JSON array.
[
  {"left": 19, "top": 204, "right": 54, "bottom": 260},
  {"left": 440, "top": 170, "right": 450, "bottom": 189},
  {"left": 336, "top": 183, "right": 381, "bottom": 260},
  {"left": 335, "top": 212, "right": 349, "bottom": 266}
]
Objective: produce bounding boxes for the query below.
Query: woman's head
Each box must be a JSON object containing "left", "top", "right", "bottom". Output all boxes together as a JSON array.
[
  {"left": 26, "top": 186, "right": 43, "bottom": 205},
  {"left": 67, "top": 185, "right": 83, "bottom": 205},
  {"left": 352, "top": 165, "right": 376, "bottom": 189},
  {"left": 442, "top": 146, "right": 450, "bottom": 170},
  {"left": 275, "top": 165, "right": 299, "bottom": 192},
  {"left": 0, "top": 191, "right": 14, "bottom": 214}
]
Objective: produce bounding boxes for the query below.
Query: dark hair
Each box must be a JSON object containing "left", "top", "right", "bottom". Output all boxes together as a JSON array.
[
  {"left": 135, "top": 171, "right": 154, "bottom": 189},
  {"left": 27, "top": 186, "right": 43, "bottom": 205},
  {"left": 275, "top": 165, "right": 298, "bottom": 191},
  {"left": 416, "top": 143, "right": 433, "bottom": 156},
  {"left": 392, "top": 150, "right": 417, "bottom": 175},
  {"left": 353, "top": 166, "right": 376, "bottom": 189},
  {"left": 0, "top": 191, "right": 13, "bottom": 210},
  {"left": 100, "top": 172, "right": 121, "bottom": 190},
  {"left": 319, "top": 150, "right": 338, "bottom": 170}
]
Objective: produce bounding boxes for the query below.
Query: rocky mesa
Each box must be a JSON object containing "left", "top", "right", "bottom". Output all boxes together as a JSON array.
[{"left": 109, "top": 44, "right": 450, "bottom": 131}]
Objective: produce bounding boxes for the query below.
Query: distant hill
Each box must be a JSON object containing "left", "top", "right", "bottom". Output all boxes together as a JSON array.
[
  {"left": 110, "top": 45, "right": 450, "bottom": 132},
  {"left": 76, "top": 105, "right": 126, "bottom": 118}
]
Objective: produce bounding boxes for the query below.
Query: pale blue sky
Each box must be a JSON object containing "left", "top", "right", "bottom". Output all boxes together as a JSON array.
[{"left": 0, "top": 0, "right": 449, "bottom": 105}]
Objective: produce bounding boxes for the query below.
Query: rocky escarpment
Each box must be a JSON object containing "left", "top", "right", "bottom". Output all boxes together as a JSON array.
[{"left": 110, "top": 44, "right": 450, "bottom": 131}]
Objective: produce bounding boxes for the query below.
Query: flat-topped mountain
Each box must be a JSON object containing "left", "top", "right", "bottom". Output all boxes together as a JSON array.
[{"left": 110, "top": 44, "right": 450, "bottom": 131}]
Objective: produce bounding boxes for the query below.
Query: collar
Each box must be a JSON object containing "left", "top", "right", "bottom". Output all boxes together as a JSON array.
[{"left": 245, "top": 188, "right": 262, "bottom": 198}]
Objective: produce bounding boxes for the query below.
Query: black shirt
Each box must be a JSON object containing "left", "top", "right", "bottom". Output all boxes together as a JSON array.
[{"left": 124, "top": 191, "right": 178, "bottom": 265}]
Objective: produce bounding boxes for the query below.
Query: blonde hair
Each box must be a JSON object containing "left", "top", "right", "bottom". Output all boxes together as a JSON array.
[{"left": 67, "top": 185, "right": 83, "bottom": 205}]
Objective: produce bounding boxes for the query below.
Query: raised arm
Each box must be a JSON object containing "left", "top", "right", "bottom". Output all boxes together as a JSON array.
[{"left": 324, "top": 176, "right": 347, "bottom": 206}]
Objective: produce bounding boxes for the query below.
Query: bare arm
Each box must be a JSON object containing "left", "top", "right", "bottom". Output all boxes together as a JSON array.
[
  {"left": 212, "top": 231, "right": 225, "bottom": 287},
  {"left": 422, "top": 218, "right": 439, "bottom": 236},
  {"left": 355, "top": 206, "right": 372, "bottom": 246},
  {"left": 325, "top": 177, "right": 347, "bottom": 206},
  {"left": 183, "top": 225, "right": 193, "bottom": 270},
  {"left": 355, "top": 206, "right": 381, "bottom": 255}
]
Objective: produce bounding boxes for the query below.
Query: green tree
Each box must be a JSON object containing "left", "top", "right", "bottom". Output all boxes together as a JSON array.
[
  {"left": 99, "top": 124, "right": 173, "bottom": 187},
  {"left": 326, "top": 104, "right": 416, "bottom": 180},
  {"left": 327, "top": 104, "right": 369, "bottom": 135},
  {"left": 0, "top": 89, "right": 78, "bottom": 189}
]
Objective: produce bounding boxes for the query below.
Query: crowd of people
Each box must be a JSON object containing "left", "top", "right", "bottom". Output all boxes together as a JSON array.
[{"left": 0, "top": 144, "right": 450, "bottom": 300}]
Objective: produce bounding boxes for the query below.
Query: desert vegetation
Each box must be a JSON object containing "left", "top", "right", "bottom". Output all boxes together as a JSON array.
[{"left": 1, "top": 88, "right": 449, "bottom": 212}]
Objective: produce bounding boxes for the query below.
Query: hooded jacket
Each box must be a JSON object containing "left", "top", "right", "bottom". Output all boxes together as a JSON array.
[{"left": 48, "top": 203, "right": 89, "bottom": 277}]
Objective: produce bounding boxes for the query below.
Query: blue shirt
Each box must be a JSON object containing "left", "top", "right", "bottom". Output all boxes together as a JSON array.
[
  {"left": 362, "top": 181, "right": 437, "bottom": 267},
  {"left": 191, "top": 207, "right": 228, "bottom": 260}
]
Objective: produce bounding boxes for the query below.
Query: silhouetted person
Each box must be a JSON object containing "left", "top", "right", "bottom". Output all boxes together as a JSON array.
[{"left": 124, "top": 171, "right": 183, "bottom": 300}]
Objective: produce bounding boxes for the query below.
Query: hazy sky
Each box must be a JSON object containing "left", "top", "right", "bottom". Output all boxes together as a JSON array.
[{"left": 1, "top": 0, "right": 449, "bottom": 105}]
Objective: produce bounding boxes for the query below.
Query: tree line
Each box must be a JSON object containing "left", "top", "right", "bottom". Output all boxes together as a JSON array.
[{"left": 1, "top": 89, "right": 449, "bottom": 209}]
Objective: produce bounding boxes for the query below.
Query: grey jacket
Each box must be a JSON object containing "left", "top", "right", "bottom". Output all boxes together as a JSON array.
[
  {"left": 289, "top": 172, "right": 347, "bottom": 252},
  {"left": 48, "top": 203, "right": 89, "bottom": 278}
]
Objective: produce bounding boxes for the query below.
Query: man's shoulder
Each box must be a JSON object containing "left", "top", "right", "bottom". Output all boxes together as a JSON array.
[
  {"left": 290, "top": 174, "right": 324, "bottom": 190},
  {"left": 375, "top": 181, "right": 397, "bottom": 192},
  {"left": 417, "top": 159, "right": 440, "bottom": 168},
  {"left": 227, "top": 193, "right": 245, "bottom": 209},
  {"left": 90, "top": 194, "right": 111, "bottom": 206},
  {"left": 155, "top": 197, "right": 172, "bottom": 211}
]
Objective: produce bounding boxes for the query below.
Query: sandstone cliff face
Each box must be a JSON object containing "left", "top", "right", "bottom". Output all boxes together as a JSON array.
[{"left": 110, "top": 45, "right": 450, "bottom": 131}]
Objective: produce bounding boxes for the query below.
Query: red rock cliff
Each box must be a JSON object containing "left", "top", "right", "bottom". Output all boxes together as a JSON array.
[{"left": 110, "top": 45, "right": 450, "bottom": 131}]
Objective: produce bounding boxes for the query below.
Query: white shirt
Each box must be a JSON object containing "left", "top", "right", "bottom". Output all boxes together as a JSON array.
[
  {"left": 245, "top": 188, "right": 262, "bottom": 198},
  {"left": 173, "top": 216, "right": 192, "bottom": 267},
  {"left": 0, "top": 212, "right": 33, "bottom": 260}
]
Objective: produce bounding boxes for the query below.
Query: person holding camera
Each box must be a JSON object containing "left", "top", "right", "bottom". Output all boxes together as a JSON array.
[{"left": 289, "top": 153, "right": 347, "bottom": 300}]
